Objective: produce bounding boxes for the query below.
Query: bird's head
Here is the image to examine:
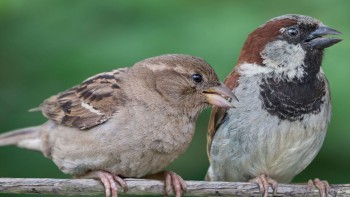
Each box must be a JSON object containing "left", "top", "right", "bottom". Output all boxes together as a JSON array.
[
  {"left": 134, "top": 54, "right": 237, "bottom": 116},
  {"left": 237, "top": 14, "right": 342, "bottom": 81}
]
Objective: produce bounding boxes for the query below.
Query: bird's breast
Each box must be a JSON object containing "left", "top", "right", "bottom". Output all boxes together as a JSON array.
[
  {"left": 209, "top": 72, "right": 331, "bottom": 182},
  {"left": 259, "top": 75, "right": 327, "bottom": 121},
  {"left": 48, "top": 103, "right": 197, "bottom": 178}
]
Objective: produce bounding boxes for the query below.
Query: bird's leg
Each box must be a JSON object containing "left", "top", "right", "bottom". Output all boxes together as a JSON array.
[
  {"left": 307, "top": 178, "right": 329, "bottom": 197},
  {"left": 164, "top": 171, "right": 187, "bottom": 197},
  {"left": 81, "top": 170, "right": 128, "bottom": 197},
  {"left": 144, "top": 171, "right": 187, "bottom": 197},
  {"left": 249, "top": 174, "right": 277, "bottom": 197}
]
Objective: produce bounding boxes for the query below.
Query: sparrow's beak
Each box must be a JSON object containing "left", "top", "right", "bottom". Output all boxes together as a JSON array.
[
  {"left": 304, "top": 26, "right": 342, "bottom": 49},
  {"left": 203, "top": 83, "right": 238, "bottom": 108}
]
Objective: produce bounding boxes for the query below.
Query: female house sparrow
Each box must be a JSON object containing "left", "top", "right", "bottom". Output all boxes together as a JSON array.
[
  {"left": 206, "top": 15, "right": 341, "bottom": 197},
  {"left": 0, "top": 54, "right": 237, "bottom": 197}
]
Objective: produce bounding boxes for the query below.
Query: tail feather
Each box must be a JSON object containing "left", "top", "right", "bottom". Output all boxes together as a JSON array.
[{"left": 0, "top": 126, "right": 42, "bottom": 151}]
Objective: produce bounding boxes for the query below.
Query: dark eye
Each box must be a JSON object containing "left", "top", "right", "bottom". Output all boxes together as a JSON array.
[
  {"left": 287, "top": 27, "right": 299, "bottom": 37},
  {"left": 191, "top": 73, "right": 203, "bottom": 83}
]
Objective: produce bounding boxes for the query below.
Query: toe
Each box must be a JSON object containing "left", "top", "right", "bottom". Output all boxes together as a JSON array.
[
  {"left": 82, "top": 171, "right": 128, "bottom": 197},
  {"left": 113, "top": 175, "right": 128, "bottom": 192},
  {"left": 249, "top": 175, "right": 265, "bottom": 195},
  {"left": 307, "top": 178, "right": 329, "bottom": 197},
  {"left": 164, "top": 171, "right": 186, "bottom": 197},
  {"left": 165, "top": 172, "right": 172, "bottom": 196},
  {"left": 249, "top": 174, "right": 278, "bottom": 197},
  {"left": 96, "top": 171, "right": 112, "bottom": 197},
  {"left": 105, "top": 173, "right": 118, "bottom": 197},
  {"left": 314, "top": 178, "right": 329, "bottom": 197}
]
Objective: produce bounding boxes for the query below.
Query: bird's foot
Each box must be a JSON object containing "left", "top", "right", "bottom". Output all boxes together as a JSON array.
[
  {"left": 307, "top": 178, "right": 329, "bottom": 197},
  {"left": 249, "top": 174, "right": 277, "bottom": 197},
  {"left": 164, "top": 171, "right": 187, "bottom": 197},
  {"left": 83, "top": 170, "right": 128, "bottom": 197}
]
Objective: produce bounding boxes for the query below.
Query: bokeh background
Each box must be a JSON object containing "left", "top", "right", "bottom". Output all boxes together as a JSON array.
[{"left": 0, "top": 1, "right": 349, "bottom": 196}]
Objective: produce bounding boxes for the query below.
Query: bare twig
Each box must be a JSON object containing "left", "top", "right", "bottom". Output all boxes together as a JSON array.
[{"left": 0, "top": 178, "right": 349, "bottom": 196}]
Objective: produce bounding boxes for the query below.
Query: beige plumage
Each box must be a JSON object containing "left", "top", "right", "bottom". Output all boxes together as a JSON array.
[{"left": 0, "top": 54, "right": 236, "bottom": 197}]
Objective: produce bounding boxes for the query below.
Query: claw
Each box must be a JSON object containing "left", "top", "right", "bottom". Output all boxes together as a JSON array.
[
  {"left": 249, "top": 174, "right": 278, "bottom": 197},
  {"left": 164, "top": 171, "right": 187, "bottom": 197},
  {"left": 113, "top": 175, "right": 128, "bottom": 192},
  {"left": 308, "top": 178, "right": 329, "bottom": 197},
  {"left": 83, "top": 171, "right": 128, "bottom": 197}
]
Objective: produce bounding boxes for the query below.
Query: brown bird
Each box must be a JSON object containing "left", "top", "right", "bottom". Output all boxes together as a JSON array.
[
  {"left": 0, "top": 54, "right": 237, "bottom": 197},
  {"left": 206, "top": 14, "right": 341, "bottom": 197}
]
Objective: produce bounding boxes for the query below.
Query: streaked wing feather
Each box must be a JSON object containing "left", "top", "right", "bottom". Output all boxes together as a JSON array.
[{"left": 39, "top": 69, "right": 128, "bottom": 130}]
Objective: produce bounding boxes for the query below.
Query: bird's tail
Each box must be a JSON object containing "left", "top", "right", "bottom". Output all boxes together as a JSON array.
[{"left": 0, "top": 126, "right": 43, "bottom": 152}]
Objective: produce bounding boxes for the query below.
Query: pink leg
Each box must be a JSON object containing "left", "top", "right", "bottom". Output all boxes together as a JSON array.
[
  {"left": 249, "top": 174, "right": 278, "bottom": 197},
  {"left": 164, "top": 171, "right": 187, "bottom": 197},
  {"left": 83, "top": 171, "right": 128, "bottom": 197},
  {"left": 308, "top": 178, "right": 329, "bottom": 197}
]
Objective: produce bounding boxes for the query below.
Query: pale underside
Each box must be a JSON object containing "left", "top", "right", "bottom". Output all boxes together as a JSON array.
[
  {"left": 207, "top": 63, "right": 331, "bottom": 183},
  {"left": 38, "top": 100, "right": 196, "bottom": 178}
]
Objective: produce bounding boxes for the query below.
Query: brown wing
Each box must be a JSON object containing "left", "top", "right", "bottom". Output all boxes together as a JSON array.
[
  {"left": 39, "top": 68, "right": 128, "bottom": 129},
  {"left": 207, "top": 67, "right": 240, "bottom": 158}
]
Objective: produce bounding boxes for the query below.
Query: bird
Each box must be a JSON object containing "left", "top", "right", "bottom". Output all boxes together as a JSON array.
[
  {"left": 206, "top": 14, "right": 342, "bottom": 197},
  {"left": 0, "top": 54, "right": 237, "bottom": 197}
]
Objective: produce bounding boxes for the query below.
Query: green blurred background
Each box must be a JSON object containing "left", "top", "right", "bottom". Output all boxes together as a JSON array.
[{"left": 0, "top": 0, "right": 349, "bottom": 196}]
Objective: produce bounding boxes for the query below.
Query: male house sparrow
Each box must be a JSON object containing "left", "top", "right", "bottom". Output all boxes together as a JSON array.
[
  {"left": 0, "top": 54, "right": 237, "bottom": 197},
  {"left": 206, "top": 14, "right": 341, "bottom": 197}
]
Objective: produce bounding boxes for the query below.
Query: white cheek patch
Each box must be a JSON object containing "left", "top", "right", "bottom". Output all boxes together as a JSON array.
[
  {"left": 239, "top": 63, "right": 273, "bottom": 77},
  {"left": 260, "top": 40, "right": 306, "bottom": 81}
]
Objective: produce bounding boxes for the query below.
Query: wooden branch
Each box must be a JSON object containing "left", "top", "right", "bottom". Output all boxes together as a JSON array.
[{"left": 0, "top": 178, "right": 349, "bottom": 196}]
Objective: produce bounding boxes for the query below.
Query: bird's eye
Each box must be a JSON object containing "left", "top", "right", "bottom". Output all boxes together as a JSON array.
[
  {"left": 192, "top": 73, "right": 203, "bottom": 83},
  {"left": 287, "top": 27, "right": 299, "bottom": 37}
]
